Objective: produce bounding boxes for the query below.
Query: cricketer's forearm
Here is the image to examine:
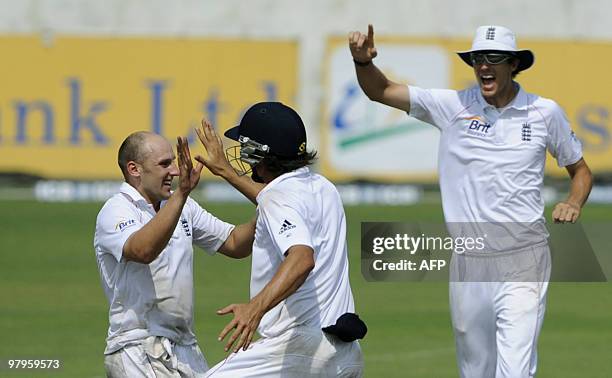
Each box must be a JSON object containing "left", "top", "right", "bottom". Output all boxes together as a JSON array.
[
  {"left": 218, "top": 217, "right": 256, "bottom": 259},
  {"left": 122, "top": 189, "right": 188, "bottom": 264},
  {"left": 565, "top": 158, "right": 593, "bottom": 208},
  {"left": 354, "top": 62, "right": 411, "bottom": 112},
  {"left": 222, "top": 170, "right": 265, "bottom": 205},
  {"left": 249, "top": 245, "right": 315, "bottom": 315}
]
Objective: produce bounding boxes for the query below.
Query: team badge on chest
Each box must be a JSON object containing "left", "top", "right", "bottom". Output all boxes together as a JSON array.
[
  {"left": 521, "top": 123, "right": 532, "bottom": 142},
  {"left": 180, "top": 218, "right": 191, "bottom": 237}
]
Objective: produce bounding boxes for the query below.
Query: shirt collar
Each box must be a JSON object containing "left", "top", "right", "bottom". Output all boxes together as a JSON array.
[
  {"left": 256, "top": 167, "right": 310, "bottom": 201},
  {"left": 476, "top": 83, "right": 529, "bottom": 112},
  {"left": 119, "top": 182, "right": 150, "bottom": 205}
]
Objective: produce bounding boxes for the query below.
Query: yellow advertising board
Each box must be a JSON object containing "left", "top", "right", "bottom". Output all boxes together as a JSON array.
[
  {"left": 323, "top": 36, "right": 612, "bottom": 182},
  {"left": 0, "top": 36, "right": 297, "bottom": 179}
]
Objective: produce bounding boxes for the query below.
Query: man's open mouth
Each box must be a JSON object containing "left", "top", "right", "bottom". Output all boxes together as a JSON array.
[{"left": 481, "top": 74, "right": 496, "bottom": 87}]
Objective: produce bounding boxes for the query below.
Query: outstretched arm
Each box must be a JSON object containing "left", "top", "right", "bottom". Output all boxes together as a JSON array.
[
  {"left": 195, "top": 119, "right": 264, "bottom": 205},
  {"left": 348, "top": 24, "right": 411, "bottom": 112},
  {"left": 552, "top": 158, "right": 593, "bottom": 223},
  {"left": 218, "top": 217, "right": 257, "bottom": 259},
  {"left": 215, "top": 245, "right": 315, "bottom": 352}
]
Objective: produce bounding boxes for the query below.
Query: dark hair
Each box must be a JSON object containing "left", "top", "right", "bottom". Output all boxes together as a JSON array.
[
  {"left": 511, "top": 57, "right": 521, "bottom": 78},
  {"left": 501, "top": 53, "right": 521, "bottom": 78},
  {"left": 117, "top": 131, "right": 152, "bottom": 179},
  {"left": 260, "top": 150, "right": 318, "bottom": 176}
]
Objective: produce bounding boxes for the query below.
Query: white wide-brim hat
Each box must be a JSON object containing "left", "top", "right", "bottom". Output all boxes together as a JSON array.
[{"left": 457, "top": 25, "right": 534, "bottom": 72}]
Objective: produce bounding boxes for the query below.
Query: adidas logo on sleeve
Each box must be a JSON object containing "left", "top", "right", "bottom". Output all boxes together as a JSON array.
[{"left": 279, "top": 219, "right": 297, "bottom": 235}]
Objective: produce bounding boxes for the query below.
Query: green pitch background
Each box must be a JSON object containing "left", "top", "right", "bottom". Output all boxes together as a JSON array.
[{"left": 0, "top": 201, "right": 611, "bottom": 377}]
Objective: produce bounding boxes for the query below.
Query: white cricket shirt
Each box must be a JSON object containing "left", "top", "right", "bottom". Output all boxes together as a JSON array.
[
  {"left": 94, "top": 183, "right": 234, "bottom": 354},
  {"left": 251, "top": 167, "right": 356, "bottom": 338},
  {"left": 409, "top": 85, "right": 582, "bottom": 249},
  {"left": 409, "top": 84, "right": 582, "bottom": 222}
]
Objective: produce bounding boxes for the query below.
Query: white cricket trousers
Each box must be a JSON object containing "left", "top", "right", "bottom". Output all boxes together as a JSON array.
[
  {"left": 450, "top": 243, "right": 551, "bottom": 378},
  {"left": 104, "top": 336, "right": 209, "bottom": 378},
  {"left": 204, "top": 326, "right": 364, "bottom": 377}
]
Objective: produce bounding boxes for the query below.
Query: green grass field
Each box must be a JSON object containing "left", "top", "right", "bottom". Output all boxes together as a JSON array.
[{"left": 1, "top": 201, "right": 611, "bottom": 377}]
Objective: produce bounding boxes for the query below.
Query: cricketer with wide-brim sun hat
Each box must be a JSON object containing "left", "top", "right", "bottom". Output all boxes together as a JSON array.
[
  {"left": 457, "top": 25, "right": 534, "bottom": 73},
  {"left": 349, "top": 23, "right": 592, "bottom": 377}
]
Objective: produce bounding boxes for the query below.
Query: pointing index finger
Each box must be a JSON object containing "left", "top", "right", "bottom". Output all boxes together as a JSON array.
[{"left": 368, "top": 24, "right": 374, "bottom": 42}]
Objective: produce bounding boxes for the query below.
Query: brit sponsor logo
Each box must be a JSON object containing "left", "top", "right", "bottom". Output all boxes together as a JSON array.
[
  {"left": 465, "top": 117, "right": 491, "bottom": 137},
  {"left": 279, "top": 219, "right": 296, "bottom": 235},
  {"left": 115, "top": 219, "right": 136, "bottom": 231},
  {"left": 180, "top": 218, "right": 191, "bottom": 237}
]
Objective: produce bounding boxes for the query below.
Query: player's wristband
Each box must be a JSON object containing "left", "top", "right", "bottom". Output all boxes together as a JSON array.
[{"left": 353, "top": 59, "right": 372, "bottom": 67}]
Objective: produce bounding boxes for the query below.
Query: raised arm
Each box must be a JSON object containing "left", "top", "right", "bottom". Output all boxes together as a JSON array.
[
  {"left": 348, "top": 24, "right": 411, "bottom": 112},
  {"left": 552, "top": 158, "right": 593, "bottom": 223},
  {"left": 195, "top": 119, "right": 264, "bottom": 205},
  {"left": 123, "top": 137, "right": 203, "bottom": 264}
]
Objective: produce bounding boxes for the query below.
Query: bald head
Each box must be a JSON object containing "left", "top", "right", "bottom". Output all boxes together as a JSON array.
[{"left": 118, "top": 131, "right": 167, "bottom": 180}]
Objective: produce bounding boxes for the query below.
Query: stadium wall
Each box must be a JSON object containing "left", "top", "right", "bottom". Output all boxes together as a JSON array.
[{"left": 1, "top": 0, "right": 611, "bottom": 185}]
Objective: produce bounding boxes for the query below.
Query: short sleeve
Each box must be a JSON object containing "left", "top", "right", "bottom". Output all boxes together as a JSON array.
[
  {"left": 187, "top": 197, "right": 235, "bottom": 255},
  {"left": 546, "top": 103, "right": 583, "bottom": 167},
  {"left": 94, "top": 200, "right": 143, "bottom": 263},
  {"left": 258, "top": 192, "right": 313, "bottom": 258},
  {"left": 409, "top": 86, "right": 460, "bottom": 131}
]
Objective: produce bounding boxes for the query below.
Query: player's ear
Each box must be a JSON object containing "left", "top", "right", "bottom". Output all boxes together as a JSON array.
[{"left": 126, "top": 161, "right": 141, "bottom": 178}]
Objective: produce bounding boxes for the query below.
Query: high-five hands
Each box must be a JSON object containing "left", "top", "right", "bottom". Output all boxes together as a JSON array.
[
  {"left": 194, "top": 118, "right": 234, "bottom": 178},
  {"left": 193, "top": 118, "right": 264, "bottom": 205},
  {"left": 348, "top": 24, "right": 378, "bottom": 64},
  {"left": 176, "top": 136, "right": 204, "bottom": 195}
]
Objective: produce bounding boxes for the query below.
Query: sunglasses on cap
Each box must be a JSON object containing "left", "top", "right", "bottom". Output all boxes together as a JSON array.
[{"left": 470, "top": 53, "right": 515, "bottom": 65}]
